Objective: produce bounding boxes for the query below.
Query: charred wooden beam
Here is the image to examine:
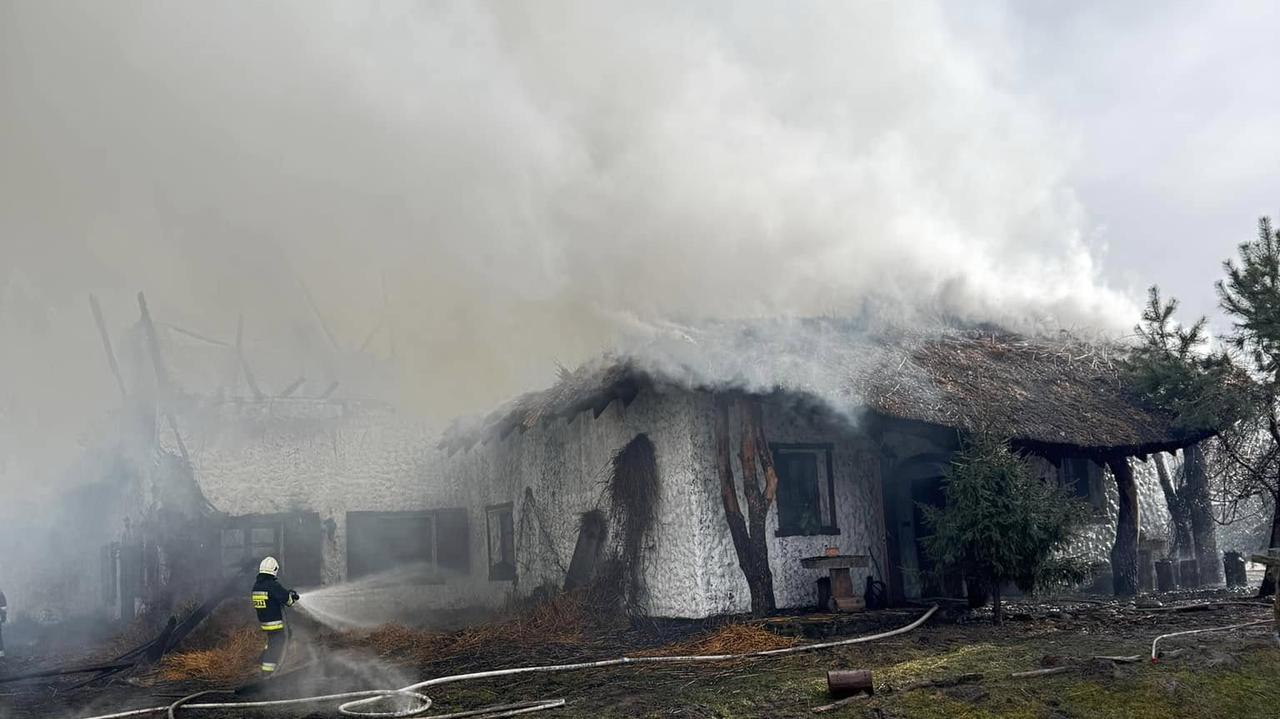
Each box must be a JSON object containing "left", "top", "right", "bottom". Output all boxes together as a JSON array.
[
  {"left": 235, "top": 315, "right": 265, "bottom": 401},
  {"left": 89, "top": 294, "right": 128, "bottom": 400},
  {"left": 318, "top": 380, "right": 340, "bottom": 399},
  {"left": 163, "top": 323, "right": 231, "bottom": 347},
  {"left": 136, "top": 291, "right": 170, "bottom": 395},
  {"left": 279, "top": 376, "right": 306, "bottom": 398},
  {"left": 299, "top": 278, "right": 340, "bottom": 353}
]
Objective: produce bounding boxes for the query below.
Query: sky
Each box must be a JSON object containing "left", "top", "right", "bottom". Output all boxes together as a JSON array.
[
  {"left": 989, "top": 1, "right": 1280, "bottom": 326},
  {"left": 2, "top": 1, "right": 1278, "bottom": 494}
]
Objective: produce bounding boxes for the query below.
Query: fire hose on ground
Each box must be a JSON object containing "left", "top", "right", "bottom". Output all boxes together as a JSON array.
[
  {"left": 76, "top": 605, "right": 940, "bottom": 719},
  {"left": 1149, "top": 618, "right": 1274, "bottom": 662}
]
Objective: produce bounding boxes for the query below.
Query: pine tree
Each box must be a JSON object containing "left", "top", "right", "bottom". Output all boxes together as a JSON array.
[
  {"left": 922, "top": 435, "right": 1087, "bottom": 624},
  {"left": 1125, "top": 285, "right": 1243, "bottom": 584},
  {"left": 1217, "top": 216, "right": 1280, "bottom": 595}
]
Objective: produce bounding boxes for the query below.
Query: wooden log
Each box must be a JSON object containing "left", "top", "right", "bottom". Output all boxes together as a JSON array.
[
  {"left": 827, "top": 669, "right": 874, "bottom": 697},
  {"left": 812, "top": 693, "right": 870, "bottom": 713},
  {"left": 1009, "top": 666, "right": 1071, "bottom": 679},
  {"left": 896, "top": 672, "right": 984, "bottom": 692},
  {"left": 143, "top": 616, "right": 178, "bottom": 664}
]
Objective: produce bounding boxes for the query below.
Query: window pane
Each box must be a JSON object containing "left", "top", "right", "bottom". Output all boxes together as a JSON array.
[
  {"left": 487, "top": 505, "right": 516, "bottom": 580},
  {"left": 776, "top": 450, "right": 822, "bottom": 534}
]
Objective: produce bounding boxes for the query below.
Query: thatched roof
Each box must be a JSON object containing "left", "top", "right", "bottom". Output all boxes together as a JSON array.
[{"left": 440, "top": 323, "right": 1214, "bottom": 458}]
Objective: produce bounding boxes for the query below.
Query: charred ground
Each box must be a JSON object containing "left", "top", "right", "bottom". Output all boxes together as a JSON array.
[{"left": 4, "top": 588, "right": 1279, "bottom": 719}]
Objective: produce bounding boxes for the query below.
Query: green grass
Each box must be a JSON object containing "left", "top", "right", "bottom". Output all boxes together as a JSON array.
[{"left": 424, "top": 631, "right": 1280, "bottom": 718}]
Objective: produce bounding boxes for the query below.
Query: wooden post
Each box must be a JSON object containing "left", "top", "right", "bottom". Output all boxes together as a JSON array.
[
  {"left": 1249, "top": 549, "right": 1280, "bottom": 636},
  {"left": 1107, "top": 456, "right": 1140, "bottom": 596}
]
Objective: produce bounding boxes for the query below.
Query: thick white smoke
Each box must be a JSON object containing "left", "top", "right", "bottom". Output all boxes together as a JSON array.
[{"left": 1, "top": 1, "right": 1134, "bottom": 502}]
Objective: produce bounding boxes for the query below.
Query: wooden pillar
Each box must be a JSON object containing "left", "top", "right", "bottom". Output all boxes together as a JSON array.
[
  {"left": 1107, "top": 456, "right": 1140, "bottom": 596},
  {"left": 1250, "top": 550, "right": 1280, "bottom": 640}
]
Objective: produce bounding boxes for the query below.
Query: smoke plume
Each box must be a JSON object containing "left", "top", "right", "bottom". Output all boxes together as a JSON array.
[{"left": 1, "top": 1, "right": 1135, "bottom": 504}]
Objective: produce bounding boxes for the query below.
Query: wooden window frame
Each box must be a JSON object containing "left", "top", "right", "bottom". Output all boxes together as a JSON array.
[
  {"left": 486, "top": 503, "right": 516, "bottom": 581},
  {"left": 771, "top": 442, "right": 840, "bottom": 537}
]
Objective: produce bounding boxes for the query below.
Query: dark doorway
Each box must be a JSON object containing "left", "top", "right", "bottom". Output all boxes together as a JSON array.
[{"left": 222, "top": 512, "right": 323, "bottom": 587}]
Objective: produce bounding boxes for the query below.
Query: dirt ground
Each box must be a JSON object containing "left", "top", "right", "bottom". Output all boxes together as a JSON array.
[{"left": 4, "top": 590, "right": 1280, "bottom": 719}]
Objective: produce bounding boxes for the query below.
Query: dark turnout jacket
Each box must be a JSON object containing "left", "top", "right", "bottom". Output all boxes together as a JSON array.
[{"left": 251, "top": 574, "right": 295, "bottom": 631}]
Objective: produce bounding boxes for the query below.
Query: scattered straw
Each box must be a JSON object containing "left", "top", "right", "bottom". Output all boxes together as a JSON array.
[
  {"left": 637, "top": 623, "right": 798, "bottom": 657},
  {"left": 341, "top": 591, "right": 590, "bottom": 665},
  {"left": 158, "top": 627, "right": 261, "bottom": 685}
]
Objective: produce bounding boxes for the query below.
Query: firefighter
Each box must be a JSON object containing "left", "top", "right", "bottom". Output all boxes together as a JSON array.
[{"left": 251, "top": 557, "right": 299, "bottom": 675}]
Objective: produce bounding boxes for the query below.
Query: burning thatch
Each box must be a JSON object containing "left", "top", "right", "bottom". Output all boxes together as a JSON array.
[{"left": 440, "top": 322, "right": 1213, "bottom": 457}]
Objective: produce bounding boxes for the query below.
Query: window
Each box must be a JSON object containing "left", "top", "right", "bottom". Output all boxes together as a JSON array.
[
  {"left": 1059, "top": 458, "right": 1105, "bottom": 512},
  {"left": 771, "top": 444, "right": 838, "bottom": 536},
  {"left": 346, "top": 509, "right": 470, "bottom": 580},
  {"left": 220, "top": 513, "right": 323, "bottom": 585},
  {"left": 486, "top": 504, "right": 516, "bottom": 581},
  {"left": 221, "top": 522, "right": 282, "bottom": 577}
]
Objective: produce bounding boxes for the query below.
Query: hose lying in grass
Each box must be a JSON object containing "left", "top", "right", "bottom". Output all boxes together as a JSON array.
[
  {"left": 1150, "top": 618, "right": 1273, "bottom": 662},
  {"left": 75, "top": 605, "right": 939, "bottom": 719}
]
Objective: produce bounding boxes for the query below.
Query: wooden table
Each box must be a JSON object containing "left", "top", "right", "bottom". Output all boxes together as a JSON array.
[{"left": 801, "top": 555, "right": 869, "bottom": 612}]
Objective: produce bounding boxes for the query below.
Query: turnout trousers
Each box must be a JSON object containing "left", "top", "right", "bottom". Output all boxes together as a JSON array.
[{"left": 259, "top": 624, "right": 289, "bottom": 675}]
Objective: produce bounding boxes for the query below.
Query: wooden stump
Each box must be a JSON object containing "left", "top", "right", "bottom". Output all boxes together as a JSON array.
[
  {"left": 1224, "top": 552, "right": 1248, "bottom": 588},
  {"left": 827, "top": 669, "right": 874, "bottom": 697},
  {"left": 1154, "top": 560, "right": 1176, "bottom": 592},
  {"left": 1178, "top": 559, "right": 1200, "bottom": 588},
  {"left": 1138, "top": 549, "right": 1155, "bottom": 593}
]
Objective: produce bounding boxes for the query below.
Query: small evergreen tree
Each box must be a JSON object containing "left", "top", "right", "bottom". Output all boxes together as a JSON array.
[
  {"left": 1124, "top": 285, "right": 1251, "bottom": 584},
  {"left": 1217, "top": 216, "right": 1280, "bottom": 595},
  {"left": 1126, "top": 286, "right": 1246, "bottom": 431},
  {"left": 922, "top": 434, "right": 1088, "bottom": 625}
]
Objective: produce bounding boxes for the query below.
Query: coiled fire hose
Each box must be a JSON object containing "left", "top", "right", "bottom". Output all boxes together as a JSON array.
[{"left": 77, "top": 605, "right": 939, "bottom": 719}]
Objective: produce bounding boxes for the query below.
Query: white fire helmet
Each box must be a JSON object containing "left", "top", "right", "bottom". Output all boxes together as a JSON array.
[{"left": 259, "top": 556, "right": 280, "bottom": 577}]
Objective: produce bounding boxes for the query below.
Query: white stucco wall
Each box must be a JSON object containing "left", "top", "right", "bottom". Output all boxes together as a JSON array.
[
  {"left": 685, "top": 396, "right": 890, "bottom": 615},
  {"left": 1035, "top": 456, "right": 1174, "bottom": 566},
  {"left": 174, "top": 390, "right": 1186, "bottom": 623},
  {"left": 436, "top": 387, "right": 710, "bottom": 617},
  {"left": 178, "top": 400, "right": 437, "bottom": 587}
]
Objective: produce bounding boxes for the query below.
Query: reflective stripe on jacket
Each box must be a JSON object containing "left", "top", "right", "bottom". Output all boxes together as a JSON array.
[{"left": 251, "top": 573, "right": 295, "bottom": 629}]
